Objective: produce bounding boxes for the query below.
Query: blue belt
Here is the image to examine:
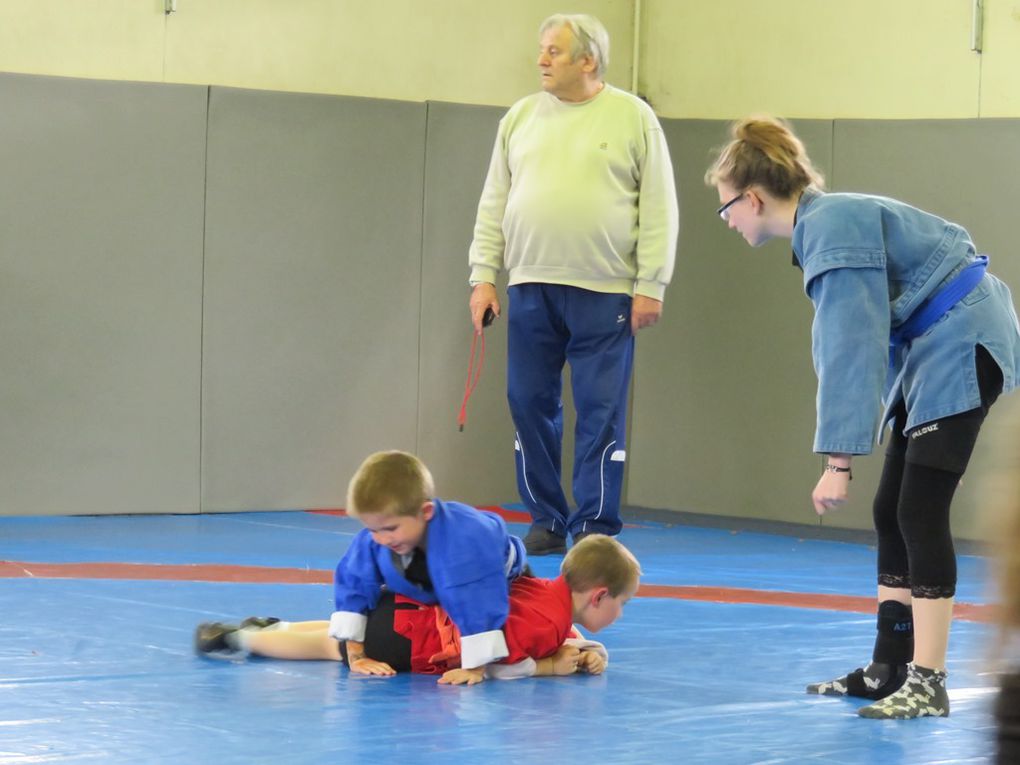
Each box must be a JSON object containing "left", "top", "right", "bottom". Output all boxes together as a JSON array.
[{"left": 889, "top": 255, "right": 988, "bottom": 364}]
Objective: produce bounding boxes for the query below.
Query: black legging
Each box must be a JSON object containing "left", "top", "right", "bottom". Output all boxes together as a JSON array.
[{"left": 873, "top": 346, "right": 1003, "bottom": 599}]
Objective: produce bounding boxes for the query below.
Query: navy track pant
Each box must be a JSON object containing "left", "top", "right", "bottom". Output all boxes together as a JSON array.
[{"left": 506, "top": 283, "right": 634, "bottom": 538}]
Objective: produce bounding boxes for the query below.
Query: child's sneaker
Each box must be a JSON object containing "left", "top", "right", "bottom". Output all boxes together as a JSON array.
[
  {"left": 239, "top": 616, "right": 281, "bottom": 630},
  {"left": 194, "top": 622, "right": 245, "bottom": 660}
]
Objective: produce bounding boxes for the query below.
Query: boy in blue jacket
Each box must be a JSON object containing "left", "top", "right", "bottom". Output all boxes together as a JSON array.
[
  {"left": 200, "top": 450, "right": 528, "bottom": 676},
  {"left": 330, "top": 450, "right": 528, "bottom": 671}
]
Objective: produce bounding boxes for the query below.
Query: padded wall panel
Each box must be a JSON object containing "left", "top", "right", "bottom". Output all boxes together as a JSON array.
[
  {"left": 418, "top": 101, "right": 584, "bottom": 509},
  {"left": 0, "top": 73, "right": 207, "bottom": 515},
  {"left": 202, "top": 88, "right": 425, "bottom": 511},
  {"left": 626, "top": 121, "right": 852, "bottom": 528},
  {"left": 417, "top": 102, "right": 517, "bottom": 505},
  {"left": 833, "top": 119, "right": 1020, "bottom": 541}
]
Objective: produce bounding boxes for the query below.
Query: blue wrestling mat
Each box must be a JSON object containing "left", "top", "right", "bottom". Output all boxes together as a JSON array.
[{"left": 0, "top": 510, "right": 999, "bottom": 764}]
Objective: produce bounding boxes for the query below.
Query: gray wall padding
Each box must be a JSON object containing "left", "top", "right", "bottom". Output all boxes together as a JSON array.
[
  {"left": 202, "top": 88, "right": 426, "bottom": 511},
  {"left": 416, "top": 102, "right": 583, "bottom": 510},
  {"left": 418, "top": 101, "right": 582, "bottom": 506},
  {"left": 631, "top": 119, "right": 1020, "bottom": 539},
  {"left": 628, "top": 121, "right": 840, "bottom": 528},
  {"left": 0, "top": 73, "right": 207, "bottom": 515},
  {"left": 417, "top": 101, "right": 518, "bottom": 505},
  {"left": 2, "top": 72, "right": 1017, "bottom": 540},
  {"left": 832, "top": 120, "right": 1020, "bottom": 541}
]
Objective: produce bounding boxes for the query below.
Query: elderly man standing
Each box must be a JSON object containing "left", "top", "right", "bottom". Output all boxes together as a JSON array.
[{"left": 468, "top": 13, "right": 679, "bottom": 555}]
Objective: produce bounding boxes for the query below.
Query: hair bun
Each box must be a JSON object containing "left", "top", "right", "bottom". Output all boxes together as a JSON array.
[{"left": 705, "top": 115, "right": 825, "bottom": 198}]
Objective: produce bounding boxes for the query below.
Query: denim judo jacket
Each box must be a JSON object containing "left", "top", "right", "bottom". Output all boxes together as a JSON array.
[{"left": 792, "top": 189, "right": 1020, "bottom": 455}]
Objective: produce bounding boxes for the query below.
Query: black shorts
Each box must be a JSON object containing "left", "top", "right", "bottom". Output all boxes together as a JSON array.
[
  {"left": 338, "top": 591, "right": 413, "bottom": 672},
  {"left": 886, "top": 345, "right": 1004, "bottom": 474}
]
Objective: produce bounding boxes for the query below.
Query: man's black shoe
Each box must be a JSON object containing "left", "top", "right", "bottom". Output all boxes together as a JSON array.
[{"left": 523, "top": 526, "right": 567, "bottom": 556}]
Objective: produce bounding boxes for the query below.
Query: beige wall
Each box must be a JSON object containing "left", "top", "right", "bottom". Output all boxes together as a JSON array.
[
  {"left": 2, "top": 0, "right": 1017, "bottom": 117},
  {"left": 163, "top": 0, "right": 635, "bottom": 106},
  {"left": 0, "top": 1, "right": 634, "bottom": 107},
  {"left": 641, "top": 0, "right": 980, "bottom": 118},
  {"left": 981, "top": 0, "right": 1020, "bottom": 116},
  {"left": 0, "top": 0, "right": 165, "bottom": 81}
]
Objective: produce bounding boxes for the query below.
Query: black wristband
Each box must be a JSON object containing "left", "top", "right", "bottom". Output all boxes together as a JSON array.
[{"left": 824, "top": 463, "right": 852, "bottom": 480}]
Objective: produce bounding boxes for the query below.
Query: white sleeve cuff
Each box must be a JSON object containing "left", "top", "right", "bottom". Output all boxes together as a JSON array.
[
  {"left": 469, "top": 266, "right": 499, "bottom": 286},
  {"left": 328, "top": 611, "right": 367, "bottom": 643},
  {"left": 485, "top": 658, "right": 537, "bottom": 680},
  {"left": 563, "top": 637, "right": 609, "bottom": 668},
  {"left": 635, "top": 280, "right": 667, "bottom": 301},
  {"left": 459, "top": 629, "right": 509, "bottom": 669}
]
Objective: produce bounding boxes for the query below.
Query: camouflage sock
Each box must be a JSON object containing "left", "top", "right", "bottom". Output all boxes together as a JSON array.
[
  {"left": 806, "top": 661, "right": 906, "bottom": 699},
  {"left": 857, "top": 663, "right": 949, "bottom": 719},
  {"left": 807, "top": 601, "right": 912, "bottom": 700}
]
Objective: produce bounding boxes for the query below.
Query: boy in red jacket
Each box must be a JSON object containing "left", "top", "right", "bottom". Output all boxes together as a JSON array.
[{"left": 196, "top": 534, "right": 639, "bottom": 685}]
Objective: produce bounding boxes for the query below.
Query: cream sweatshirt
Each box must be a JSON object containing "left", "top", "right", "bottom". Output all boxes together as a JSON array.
[{"left": 469, "top": 85, "right": 678, "bottom": 300}]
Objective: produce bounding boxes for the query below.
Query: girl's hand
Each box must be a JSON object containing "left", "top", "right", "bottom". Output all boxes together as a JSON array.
[{"left": 812, "top": 468, "right": 850, "bottom": 515}]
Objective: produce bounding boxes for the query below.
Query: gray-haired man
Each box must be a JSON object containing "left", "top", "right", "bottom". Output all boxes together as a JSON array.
[{"left": 468, "top": 14, "right": 679, "bottom": 555}]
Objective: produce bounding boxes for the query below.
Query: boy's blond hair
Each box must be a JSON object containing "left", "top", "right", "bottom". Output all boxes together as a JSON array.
[
  {"left": 561, "top": 534, "right": 641, "bottom": 597},
  {"left": 346, "top": 451, "right": 434, "bottom": 519}
]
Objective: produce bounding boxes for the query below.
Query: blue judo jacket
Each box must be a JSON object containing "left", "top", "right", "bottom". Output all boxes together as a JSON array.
[{"left": 330, "top": 499, "right": 527, "bottom": 669}]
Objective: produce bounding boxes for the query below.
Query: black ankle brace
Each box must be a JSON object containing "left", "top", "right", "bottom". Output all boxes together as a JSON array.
[{"left": 873, "top": 600, "right": 913, "bottom": 665}]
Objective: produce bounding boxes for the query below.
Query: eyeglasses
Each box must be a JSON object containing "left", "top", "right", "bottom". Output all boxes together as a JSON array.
[{"left": 716, "top": 193, "right": 745, "bottom": 221}]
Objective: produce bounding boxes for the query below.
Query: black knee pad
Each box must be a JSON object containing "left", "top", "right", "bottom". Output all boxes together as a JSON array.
[
  {"left": 896, "top": 463, "right": 960, "bottom": 596},
  {"left": 873, "top": 449, "right": 910, "bottom": 583}
]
